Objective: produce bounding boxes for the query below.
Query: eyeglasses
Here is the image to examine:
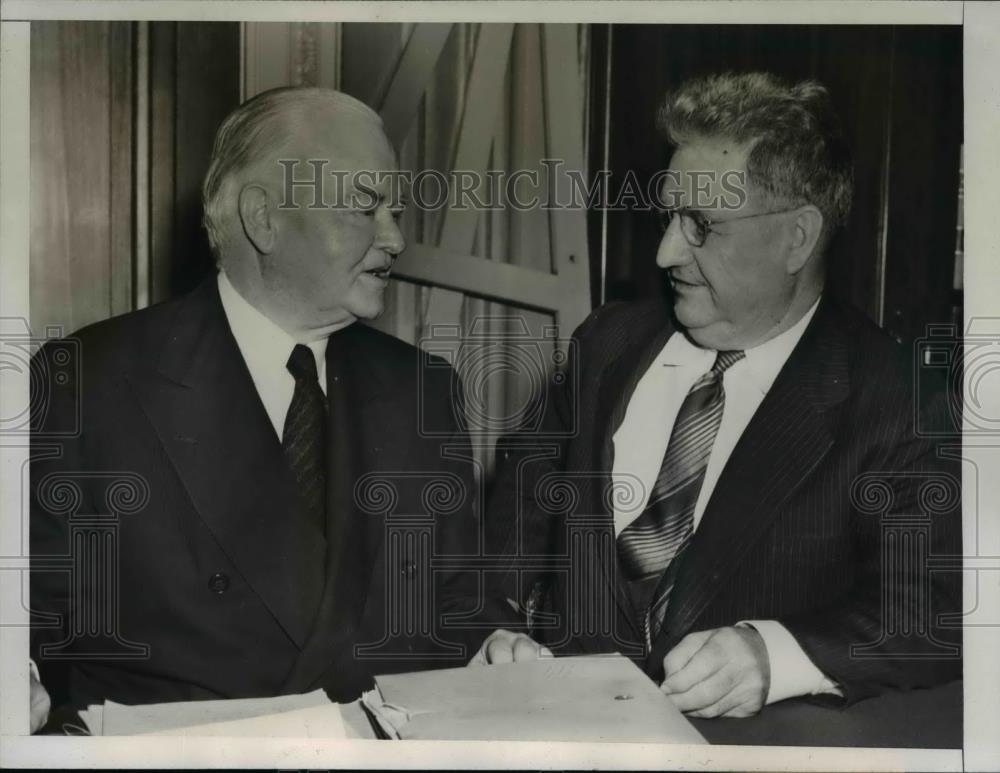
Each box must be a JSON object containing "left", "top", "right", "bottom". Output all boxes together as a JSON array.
[{"left": 656, "top": 206, "right": 798, "bottom": 248}]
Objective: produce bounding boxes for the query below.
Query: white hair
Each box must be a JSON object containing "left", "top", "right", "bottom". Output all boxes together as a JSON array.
[{"left": 201, "top": 86, "right": 383, "bottom": 260}]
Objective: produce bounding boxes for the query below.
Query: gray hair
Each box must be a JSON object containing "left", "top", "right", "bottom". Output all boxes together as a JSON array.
[
  {"left": 658, "top": 72, "right": 854, "bottom": 240},
  {"left": 201, "top": 86, "right": 383, "bottom": 258}
]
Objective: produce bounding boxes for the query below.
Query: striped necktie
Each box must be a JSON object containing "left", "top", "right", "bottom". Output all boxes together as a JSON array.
[
  {"left": 283, "top": 343, "right": 328, "bottom": 538},
  {"left": 616, "top": 349, "right": 745, "bottom": 650}
]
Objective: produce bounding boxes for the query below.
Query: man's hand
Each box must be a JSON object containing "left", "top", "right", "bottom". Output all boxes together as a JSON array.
[
  {"left": 468, "top": 628, "right": 553, "bottom": 666},
  {"left": 660, "top": 626, "right": 770, "bottom": 718},
  {"left": 30, "top": 667, "right": 51, "bottom": 734}
]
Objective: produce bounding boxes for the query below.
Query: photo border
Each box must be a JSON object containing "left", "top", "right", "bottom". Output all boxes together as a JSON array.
[{"left": 1, "top": 1, "right": 996, "bottom": 770}]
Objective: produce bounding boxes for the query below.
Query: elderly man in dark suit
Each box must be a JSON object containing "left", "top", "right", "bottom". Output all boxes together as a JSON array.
[
  {"left": 29, "top": 86, "right": 527, "bottom": 727},
  {"left": 488, "top": 72, "right": 961, "bottom": 718}
]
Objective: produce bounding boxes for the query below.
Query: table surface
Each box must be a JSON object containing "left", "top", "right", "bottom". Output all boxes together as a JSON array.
[
  {"left": 341, "top": 680, "right": 962, "bottom": 748},
  {"left": 691, "top": 680, "right": 962, "bottom": 748},
  {"left": 47, "top": 679, "right": 962, "bottom": 748}
]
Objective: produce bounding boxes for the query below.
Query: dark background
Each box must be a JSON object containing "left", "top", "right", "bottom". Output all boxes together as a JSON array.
[{"left": 588, "top": 24, "right": 963, "bottom": 345}]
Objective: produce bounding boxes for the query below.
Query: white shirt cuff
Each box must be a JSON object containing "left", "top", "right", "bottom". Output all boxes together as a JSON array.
[{"left": 739, "top": 620, "right": 843, "bottom": 704}]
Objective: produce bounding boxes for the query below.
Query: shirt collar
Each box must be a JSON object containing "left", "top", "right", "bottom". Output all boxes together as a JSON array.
[
  {"left": 217, "top": 270, "right": 327, "bottom": 378},
  {"left": 659, "top": 296, "right": 822, "bottom": 394}
]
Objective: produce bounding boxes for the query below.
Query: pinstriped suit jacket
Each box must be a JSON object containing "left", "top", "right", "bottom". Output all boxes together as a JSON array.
[{"left": 488, "top": 294, "right": 962, "bottom": 705}]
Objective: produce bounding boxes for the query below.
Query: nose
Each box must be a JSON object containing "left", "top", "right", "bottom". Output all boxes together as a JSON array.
[
  {"left": 375, "top": 211, "right": 406, "bottom": 256},
  {"left": 655, "top": 216, "right": 693, "bottom": 270}
]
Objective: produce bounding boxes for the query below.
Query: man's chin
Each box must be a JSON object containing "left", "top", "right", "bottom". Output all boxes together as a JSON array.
[
  {"left": 672, "top": 296, "right": 712, "bottom": 330},
  {"left": 346, "top": 297, "right": 385, "bottom": 322},
  {"left": 341, "top": 282, "right": 389, "bottom": 320},
  {"left": 671, "top": 301, "right": 726, "bottom": 349}
]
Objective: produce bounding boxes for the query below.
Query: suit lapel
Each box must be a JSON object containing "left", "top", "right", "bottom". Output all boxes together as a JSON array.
[
  {"left": 324, "top": 323, "right": 394, "bottom": 629},
  {"left": 647, "top": 297, "right": 851, "bottom": 670},
  {"left": 128, "top": 278, "right": 326, "bottom": 650},
  {"left": 589, "top": 308, "right": 676, "bottom": 644}
]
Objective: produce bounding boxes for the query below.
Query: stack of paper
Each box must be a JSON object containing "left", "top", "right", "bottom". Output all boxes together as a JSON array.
[
  {"left": 81, "top": 689, "right": 358, "bottom": 738},
  {"left": 362, "top": 654, "right": 707, "bottom": 743}
]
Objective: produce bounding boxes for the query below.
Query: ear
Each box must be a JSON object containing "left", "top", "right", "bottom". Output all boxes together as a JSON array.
[
  {"left": 238, "top": 184, "right": 277, "bottom": 254},
  {"left": 785, "top": 205, "right": 824, "bottom": 274}
]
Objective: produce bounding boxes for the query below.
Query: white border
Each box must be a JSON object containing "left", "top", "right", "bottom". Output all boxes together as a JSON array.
[
  {"left": 0, "top": 0, "right": 964, "bottom": 25},
  {"left": 1, "top": 1, "right": 998, "bottom": 770},
  {"left": 961, "top": 4, "right": 1000, "bottom": 772},
  {"left": 0, "top": 19, "right": 32, "bottom": 744},
  {"left": 0, "top": 737, "right": 968, "bottom": 770}
]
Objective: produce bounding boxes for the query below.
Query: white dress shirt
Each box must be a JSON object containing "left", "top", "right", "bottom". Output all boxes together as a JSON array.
[
  {"left": 612, "top": 297, "right": 841, "bottom": 704},
  {"left": 217, "top": 271, "right": 328, "bottom": 440}
]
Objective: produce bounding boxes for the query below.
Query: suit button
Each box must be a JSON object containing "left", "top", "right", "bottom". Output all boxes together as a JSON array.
[
  {"left": 208, "top": 572, "right": 230, "bottom": 593},
  {"left": 401, "top": 561, "right": 418, "bottom": 578}
]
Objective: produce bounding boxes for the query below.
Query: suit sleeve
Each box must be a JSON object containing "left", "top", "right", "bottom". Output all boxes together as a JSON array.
[
  {"left": 484, "top": 308, "right": 605, "bottom": 641},
  {"left": 779, "top": 380, "right": 962, "bottom": 705},
  {"left": 29, "top": 338, "right": 93, "bottom": 713},
  {"left": 428, "top": 359, "right": 522, "bottom": 655}
]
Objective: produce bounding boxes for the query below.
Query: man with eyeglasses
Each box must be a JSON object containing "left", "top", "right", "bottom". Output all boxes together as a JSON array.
[{"left": 487, "top": 72, "right": 961, "bottom": 718}]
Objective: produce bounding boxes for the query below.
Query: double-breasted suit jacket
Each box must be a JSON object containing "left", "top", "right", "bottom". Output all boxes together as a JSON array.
[{"left": 31, "top": 277, "right": 501, "bottom": 711}]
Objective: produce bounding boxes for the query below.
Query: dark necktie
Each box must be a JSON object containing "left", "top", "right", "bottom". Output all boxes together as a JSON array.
[
  {"left": 616, "top": 349, "right": 745, "bottom": 650},
  {"left": 283, "top": 343, "right": 328, "bottom": 537}
]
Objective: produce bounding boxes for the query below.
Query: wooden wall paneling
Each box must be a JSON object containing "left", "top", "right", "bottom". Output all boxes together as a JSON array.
[
  {"left": 108, "top": 22, "right": 135, "bottom": 317},
  {"left": 172, "top": 22, "right": 241, "bottom": 295},
  {"left": 148, "top": 22, "right": 176, "bottom": 305},
  {"left": 30, "top": 21, "right": 241, "bottom": 332},
  {"left": 134, "top": 21, "right": 151, "bottom": 309},
  {"left": 30, "top": 21, "right": 115, "bottom": 336},
  {"left": 243, "top": 22, "right": 342, "bottom": 98},
  {"left": 242, "top": 23, "right": 292, "bottom": 98},
  {"left": 147, "top": 22, "right": 241, "bottom": 302},
  {"left": 316, "top": 23, "right": 342, "bottom": 88}
]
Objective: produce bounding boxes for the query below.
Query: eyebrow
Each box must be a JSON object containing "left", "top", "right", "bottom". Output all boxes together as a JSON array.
[{"left": 349, "top": 190, "right": 409, "bottom": 209}]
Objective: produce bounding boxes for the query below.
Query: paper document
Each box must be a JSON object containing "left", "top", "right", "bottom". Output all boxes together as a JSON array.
[
  {"left": 362, "top": 654, "right": 707, "bottom": 743},
  {"left": 134, "top": 703, "right": 348, "bottom": 737},
  {"left": 90, "top": 689, "right": 354, "bottom": 738}
]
